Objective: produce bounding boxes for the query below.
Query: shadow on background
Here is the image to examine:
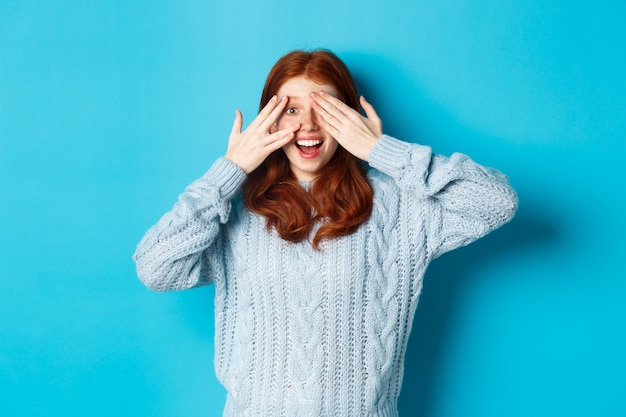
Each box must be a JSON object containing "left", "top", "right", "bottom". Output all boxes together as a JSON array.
[
  {"left": 344, "top": 51, "right": 561, "bottom": 415},
  {"left": 397, "top": 199, "right": 559, "bottom": 416}
]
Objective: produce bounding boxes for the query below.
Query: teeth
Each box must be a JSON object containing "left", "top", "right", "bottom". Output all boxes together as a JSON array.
[{"left": 297, "top": 139, "right": 322, "bottom": 147}]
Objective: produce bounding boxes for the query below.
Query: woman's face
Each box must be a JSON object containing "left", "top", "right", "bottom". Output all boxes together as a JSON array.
[{"left": 274, "top": 76, "right": 340, "bottom": 182}]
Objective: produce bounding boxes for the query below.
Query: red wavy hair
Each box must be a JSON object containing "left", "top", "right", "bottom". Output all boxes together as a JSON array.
[{"left": 243, "top": 49, "right": 374, "bottom": 249}]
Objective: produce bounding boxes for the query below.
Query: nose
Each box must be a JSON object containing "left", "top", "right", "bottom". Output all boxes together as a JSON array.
[{"left": 299, "top": 108, "right": 318, "bottom": 131}]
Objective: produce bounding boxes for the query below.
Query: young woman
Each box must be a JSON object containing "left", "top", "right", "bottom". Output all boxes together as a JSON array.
[{"left": 133, "top": 49, "right": 518, "bottom": 417}]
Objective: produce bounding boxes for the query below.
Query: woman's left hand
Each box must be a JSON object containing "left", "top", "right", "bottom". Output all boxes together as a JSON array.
[{"left": 311, "top": 92, "right": 382, "bottom": 162}]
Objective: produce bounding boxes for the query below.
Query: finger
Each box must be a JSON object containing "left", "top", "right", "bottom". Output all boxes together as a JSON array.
[
  {"left": 320, "top": 91, "right": 365, "bottom": 121},
  {"left": 360, "top": 96, "right": 380, "bottom": 121},
  {"left": 312, "top": 106, "right": 342, "bottom": 138},
  {"left": 230, "top": 109, "right": 243, "bottom": 136},
  {"left": 313, "top": 102, "right": 345, "bottom": 126},
  {"left": 264, "top": 122, "right": 300, "bottom": 143},
  {"left": 264, "top": 124, "right": 299, "bottom": 151},
  {"left": 261, "top": 96, "right": 289, "bottom": 130},
  {"left": 311, "top": 94, "right": 344, "bottom": 129},
  {"left": 250, "top": 95, "right": 280, "bottom": 128},
  {"left": 311, "top": 91, "right": 350, "bottom": 119},
  {"left": 314, "top": 92, "right": 366, "bottom": 128}
]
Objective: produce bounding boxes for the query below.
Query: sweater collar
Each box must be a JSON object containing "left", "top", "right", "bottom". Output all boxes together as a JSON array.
[{"left": 299, "top": 180, "right": 313, "bottom": 191}]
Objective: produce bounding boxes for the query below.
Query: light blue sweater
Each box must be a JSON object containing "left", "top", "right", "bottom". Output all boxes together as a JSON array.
[{"left": 133, "top": 135, "right": 518, "bottom": 417}]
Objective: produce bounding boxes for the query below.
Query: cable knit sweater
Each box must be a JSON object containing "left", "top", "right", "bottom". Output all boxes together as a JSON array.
[{"left": 133, "top": 135, "right": 518, "bottom": 417}]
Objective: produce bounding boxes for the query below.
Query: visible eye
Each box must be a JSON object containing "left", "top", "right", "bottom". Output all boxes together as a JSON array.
[{"left": 285, "top": 107, "right": 297, "bottom": 115}]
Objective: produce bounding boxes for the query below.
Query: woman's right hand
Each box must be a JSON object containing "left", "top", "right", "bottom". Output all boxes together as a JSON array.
[{"left": 225, "top": 95, "right": 300, "bottom": 174}]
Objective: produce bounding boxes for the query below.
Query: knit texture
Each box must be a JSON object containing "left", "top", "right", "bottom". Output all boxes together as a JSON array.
[{"left": 133, "top": 135, "right": 518, "bottom": 417}]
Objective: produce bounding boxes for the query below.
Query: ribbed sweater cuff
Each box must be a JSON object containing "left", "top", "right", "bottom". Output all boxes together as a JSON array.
[
  {"left": 369, "top": 135, "right": 430, "bottom": 176},
  {"left": 202, "top": 157, "right": 247, "bottom": 198}
]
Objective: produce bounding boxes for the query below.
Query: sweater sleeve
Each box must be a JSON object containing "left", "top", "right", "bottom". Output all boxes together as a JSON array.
[
  {"left": 368, "top": 135, "right": 518, "bottom": 259},
  {"left": 132, "top": 157, "right": 247, "bottom": 291}
]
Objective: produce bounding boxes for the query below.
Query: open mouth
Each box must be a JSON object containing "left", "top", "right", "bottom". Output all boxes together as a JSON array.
[{"left": 296, "top": 139, "right": 323, "bottom": 156}]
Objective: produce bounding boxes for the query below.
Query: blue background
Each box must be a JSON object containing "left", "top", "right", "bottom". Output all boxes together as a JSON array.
[{"left": 1, "top": 1, "right": 625, "bottom": 416}]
